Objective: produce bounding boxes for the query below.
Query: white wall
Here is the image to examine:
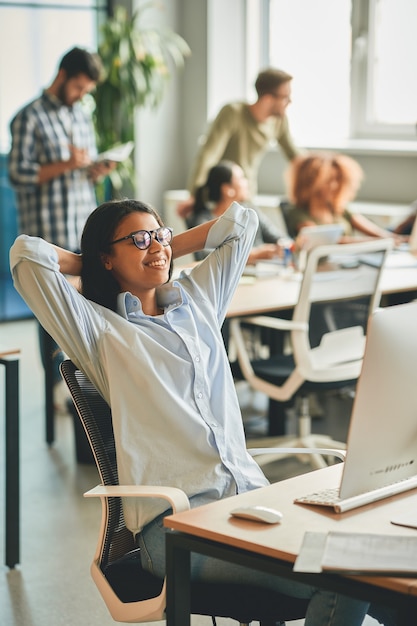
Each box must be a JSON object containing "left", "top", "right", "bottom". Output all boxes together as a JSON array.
[{"left": 134, "top": 0, "right": 417, "bottom": 214}]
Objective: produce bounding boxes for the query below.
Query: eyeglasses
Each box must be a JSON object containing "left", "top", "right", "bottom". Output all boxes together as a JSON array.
[{"left": 110, "top": 227, "right": 173, "bottom": 250}]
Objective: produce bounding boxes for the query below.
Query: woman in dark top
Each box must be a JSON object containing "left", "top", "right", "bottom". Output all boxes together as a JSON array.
[{"left": 187, "top": 159, "right": 288, "bottom": 262}]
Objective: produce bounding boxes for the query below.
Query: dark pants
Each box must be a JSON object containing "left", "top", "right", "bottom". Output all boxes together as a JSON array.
[{"left": 38, "top": 324, "right": 64, "bottom": 385}]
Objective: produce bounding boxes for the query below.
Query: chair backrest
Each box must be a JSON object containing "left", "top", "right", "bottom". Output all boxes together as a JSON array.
[
  {"left": 278, "top": 198, "right": 295, "bottom": 237},
  {"left": 230, "top": 238, "right": 393, "bottom": 401},
  {"left": 60, "top": 361, "right": 130, "bottom": 552},
  {"left": 62, "top": 363, "right": 117, "bottom": 485},
  {"left": 291, "top": 237, "right": 393, "bottom": 382}
]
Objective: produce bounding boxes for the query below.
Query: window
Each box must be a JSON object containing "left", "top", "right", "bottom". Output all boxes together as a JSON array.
[
  {"left": 0, "top": 1, "right": 106, "bottom": 152},
  {"left": 266, "top": 0, "right": 417, "bottom": 145},
  {"left": 354, "top": 0, "right": 417, "bottom": 139}
]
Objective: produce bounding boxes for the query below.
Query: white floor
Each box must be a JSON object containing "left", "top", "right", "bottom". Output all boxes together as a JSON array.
[{"left": 0, "top": 318, "right": 379, "bottom": 626}]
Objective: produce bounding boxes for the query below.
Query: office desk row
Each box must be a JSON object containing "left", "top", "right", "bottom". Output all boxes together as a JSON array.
[
  {"left": 226, "top": 261, "right": 417, "bottom": 318},
  {"left": 165, "top": 464, "right": 417, "bottom": 626}
]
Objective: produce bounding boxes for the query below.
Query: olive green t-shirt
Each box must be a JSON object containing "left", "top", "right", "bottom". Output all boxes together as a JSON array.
[{"left": 188, "top": 102, "right": 299, "bottom": 199}]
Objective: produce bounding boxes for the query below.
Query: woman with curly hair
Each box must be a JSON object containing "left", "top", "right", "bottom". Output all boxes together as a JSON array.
[{"left": 285, "top": 152, "right": 397, "bottom": 242}]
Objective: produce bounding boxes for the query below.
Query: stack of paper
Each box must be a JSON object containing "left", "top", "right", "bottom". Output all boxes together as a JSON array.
[{"left": 294, "top": 531, "right": 417, "bottom": 575}]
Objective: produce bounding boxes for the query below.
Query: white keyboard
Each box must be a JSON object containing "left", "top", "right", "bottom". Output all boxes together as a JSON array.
[
  {"left": 295, "top": 487, "right": 341, "bottom": 507},
  {"left": 295, "top": 475, "right": 417, "bottom": 513}
]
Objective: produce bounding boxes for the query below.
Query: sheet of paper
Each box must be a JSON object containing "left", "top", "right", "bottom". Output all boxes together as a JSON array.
[
  {"left": 321, "top": 531, "right": 417, "bottom": 574},
  {"left": 96, "top": 141, "right": 134, "bottom": 163},
  {"left": 294, "top": 531, "right": 417, "bottom": 575},
  {"left": 293, "top": 532, "right": 327, "bottom": 573}
]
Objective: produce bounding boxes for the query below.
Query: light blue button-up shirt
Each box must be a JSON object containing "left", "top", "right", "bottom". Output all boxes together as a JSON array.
[{"left": 10, "top": 202, "right": 269, "bottom": 533}]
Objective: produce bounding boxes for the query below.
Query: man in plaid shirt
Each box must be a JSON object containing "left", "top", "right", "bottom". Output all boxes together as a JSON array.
[
  {"left": 9, "top": 46, "right": 114, "bottom": 404},
  {"left": 8, "top": 46, "right": 113, "bottom": 250}
]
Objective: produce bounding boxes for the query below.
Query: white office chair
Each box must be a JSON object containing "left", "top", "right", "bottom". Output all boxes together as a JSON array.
[{"left": 231, "top": 238, "right": 394, "bottom": 469}]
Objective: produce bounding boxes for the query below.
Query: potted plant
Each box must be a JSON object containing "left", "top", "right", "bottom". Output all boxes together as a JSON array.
[{"left": 92, "top": 2, "right": 190, "bottom": 198}]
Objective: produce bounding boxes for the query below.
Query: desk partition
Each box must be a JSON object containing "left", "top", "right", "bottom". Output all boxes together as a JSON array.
[{"left": 0, "top": 153, "right": 31, "bottom": 321}]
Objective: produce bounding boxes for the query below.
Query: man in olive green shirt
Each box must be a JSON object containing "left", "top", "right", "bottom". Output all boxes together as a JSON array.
[{"left": 179, "top": 68, "right": 299, "bottom": 217}]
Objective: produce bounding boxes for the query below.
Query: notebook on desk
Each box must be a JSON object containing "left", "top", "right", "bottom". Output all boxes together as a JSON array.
[{"left": 295, "top": 300, "right": 417, "bottom": 513}]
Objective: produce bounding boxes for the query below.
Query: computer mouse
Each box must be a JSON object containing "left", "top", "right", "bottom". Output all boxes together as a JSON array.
[{"left": 230, "top": 505, "right": 283, "bottom": 524}]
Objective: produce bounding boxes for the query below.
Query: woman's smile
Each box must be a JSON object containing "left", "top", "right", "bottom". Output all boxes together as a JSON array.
[{"left": 144, "top": 255, "right": 168, "bottom": 269}]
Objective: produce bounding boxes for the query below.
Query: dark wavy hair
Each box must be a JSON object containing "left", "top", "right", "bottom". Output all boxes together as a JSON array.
[
  {"left": 80, "top": 199, "right": 173, "bottom": 311},
  {"left": 193, "top": 160, "right": 236, "bottom": 217}
]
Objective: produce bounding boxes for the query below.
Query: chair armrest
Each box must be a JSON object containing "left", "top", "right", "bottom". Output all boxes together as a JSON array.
[
  {"left": 248, "top": 447, "right": 346, "bottom": 462},
  {"left": 85, "top": 484, "right": 183, "bottom": 621},
  {"left": 84, "top": 484, "right": 190, "bottom": 513},
  {"left": 238, "top": 315, "right": 308, "bottom": 332}
]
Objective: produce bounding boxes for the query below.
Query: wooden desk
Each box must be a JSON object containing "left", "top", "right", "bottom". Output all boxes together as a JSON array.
[
  {"left": 227, "top": 261, "right": 417, "bottom": 318},
  {"left": 164, "top": 464, "right": 417, "bottom": 625},
  {"left": 0, "top": 348, "right": 20, "bottom": 568},
  {"left": 174, "top": 253, "right": 417, "bottom": 318},
  {"left": 380, "top": 264, "right": 417, "bottom": 296}
]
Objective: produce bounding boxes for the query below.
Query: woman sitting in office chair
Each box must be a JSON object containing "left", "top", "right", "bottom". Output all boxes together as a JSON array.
[
  {"left": 285, "top": 151, "right": 398, "bottom": 242},
  {"left": 11, "top": 198, "right": 393, "bottom": 626},
  {"left": 187, "top": 159, "right": 289, "bottom": 262}
]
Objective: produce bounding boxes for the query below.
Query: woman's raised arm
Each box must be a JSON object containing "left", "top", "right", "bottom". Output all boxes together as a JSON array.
[
  {"left": 52, "top": 245, "right": 83, "bottom": 276},
  {"left": 170, "top": 218, "right": 217, "bottom": 260}
]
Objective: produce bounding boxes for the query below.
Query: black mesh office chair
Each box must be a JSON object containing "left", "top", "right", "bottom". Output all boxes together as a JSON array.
[
  {"left": 60, "top": 359, "right": 308, "bottom": 626},
  {"left": 277, "top": 199, "right": 296, "bottom": 238}
]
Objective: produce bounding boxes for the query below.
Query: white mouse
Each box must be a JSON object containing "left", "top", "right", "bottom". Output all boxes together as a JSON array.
[{"left": 230, "top": 505, "right": 283, "bottom": 524}]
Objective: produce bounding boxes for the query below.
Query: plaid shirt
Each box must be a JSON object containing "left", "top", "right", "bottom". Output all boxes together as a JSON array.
[{"left": 9, "top": 91, "right": 98, "bottom": 250}]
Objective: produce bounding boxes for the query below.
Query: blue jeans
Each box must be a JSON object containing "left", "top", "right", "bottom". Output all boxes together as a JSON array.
[{"left": 138, "top": 511, "right": 371, "bottom": 626}]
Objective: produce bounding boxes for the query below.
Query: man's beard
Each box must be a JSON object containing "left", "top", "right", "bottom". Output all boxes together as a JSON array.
[{"left": 57, "top": 81, "right": 72, "bottom": 107}]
